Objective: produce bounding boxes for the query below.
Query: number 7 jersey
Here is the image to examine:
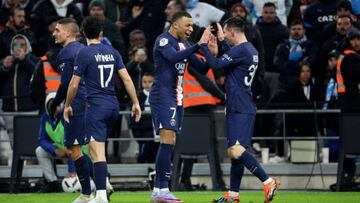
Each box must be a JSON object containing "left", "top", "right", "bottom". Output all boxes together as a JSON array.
[{"left": 74, "top": 43, "right": 125, "bottom": 108}]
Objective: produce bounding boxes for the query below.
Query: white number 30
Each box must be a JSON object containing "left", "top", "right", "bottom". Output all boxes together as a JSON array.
[{"left": 244, "top": 64, "right": 257, "bottom": 87}]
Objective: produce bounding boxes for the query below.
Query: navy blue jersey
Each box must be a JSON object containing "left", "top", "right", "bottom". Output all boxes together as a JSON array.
[
  {"left": 53, "top": 41, "right": 86, "bottom": 116},
  {"left": 74, "top": 43, "right": 125, "bottom": 109},
  {"left": 150, "top": 32, "right": 206, "bottom": 106},
  {"left": 202, "top": 42, "right": 258, "bottom": 114}
]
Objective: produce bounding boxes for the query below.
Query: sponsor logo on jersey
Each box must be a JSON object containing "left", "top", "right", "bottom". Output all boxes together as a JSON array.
[
  {"left": 222, "top": 54, "right": 232, "bottom": 61},
  {"left": 159, "top": 38, "right": 168, "bottom": 47},
  {"left": 253, "top": 55, "right": 258, "bottom": 63}
]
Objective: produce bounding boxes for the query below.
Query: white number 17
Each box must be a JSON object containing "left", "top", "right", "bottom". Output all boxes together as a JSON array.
[{"left": 98, "top": 64, "right": 114, "bottom": 88}]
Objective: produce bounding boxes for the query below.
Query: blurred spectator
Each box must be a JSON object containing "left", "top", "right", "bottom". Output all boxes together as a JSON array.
[
  {"left": 30, "top": 46, "right": 61, "bottom": 113},
  {"left": 0, "top": 0, "right": 21, "bottom": 27},
  {"left": 99, "top": 0, "right": 130, "bottom": 25},
  {"left": 129, "top": 72, "right": 159, "bottom": 163},
  {"left": 322, "top": 1, "right": 360, "bottom": 42},
  {"left": 18, "top": 0, "right": 36, "bottom": 24},
  {"left": 126, "top": 29, "right": 147, "bottom": 62},
  {"left": 273, "top": 61, "right": 322, "bottom": 137},
  {"left": 303, "top": 0, "right": 340, "bottom": 43},
  {"left": 35, "top": 92, "right": 76, "bottom": 193},
  {"left": 287, "top": 0, "right": 313, "bottom": 26},
  {"left": 88, "top": 0, "right": 126, "bottom": 56},
  {"left": 30, "top": 0, "right": 83, "bottom": 56},
  {"left": 164, "top": 0, "right": 185, "bottom": 31},
  {"left": 0, "top": 34, "right": 38, "bottom": 151},
  {"left": 179, "top": 0, "right": 227, "bottom": 27},
  {"left": 243, "top": 0, "right": 292, "bottom": 25},
  {"left": 273, "top": 20, "right": 318, "bottom": 93},
  {"left": 121, "top": 0, "right": 170, "bottom": 54},
  {"left": 255, "top": 2, "right": 288, "bottom": 101},
  {"left": 230, "top": 2, "right": 266, "bottom": 102},
  {"left": 0, "top": 6, "right": 36, "bottom": 60},
  {"left": 320, "top": 15, "right": 353, "bottom": 84},
  {"left": 126, "top": 47, "right": 154, "bottom": 92}
]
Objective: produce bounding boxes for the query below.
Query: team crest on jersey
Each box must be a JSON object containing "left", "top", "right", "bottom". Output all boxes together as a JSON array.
[
  {"left": 170, "top": 118, "right": 176, "bottom": 126},
  {"left": 159, "top": 38, "right": 168, "bottom": 47}
]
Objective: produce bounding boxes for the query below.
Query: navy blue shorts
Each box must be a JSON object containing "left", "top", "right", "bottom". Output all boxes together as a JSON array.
[
  {"left": 64, "top": 115, "right": 86, "bottom": 147},
  {"left": 85, "top": 105, "right": 119, "bottom": 143},
  {"left": 226, "top": 113, "right": 255, "bottom": 148},
  {"left": 151, "top": 103, "right": 183, "bottom": 134}
]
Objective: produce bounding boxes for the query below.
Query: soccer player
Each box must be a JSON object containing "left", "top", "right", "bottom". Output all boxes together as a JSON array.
[
  {"left": 63, "top": 16, "right": 141, "bottom": 203},
  {"left": 149, "top": 11, "right": 209, "bottom": 203},
  {"left": 50, "top": 18, "right": 94, "bottom": 203},
  {"left": 199, "top": 17, "right": 280, "bottom": 203}
]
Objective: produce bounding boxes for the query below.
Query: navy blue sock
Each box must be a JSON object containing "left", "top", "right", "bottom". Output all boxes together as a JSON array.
[
  {"left": 84, "top": 153, "right": 94, "bottom": 180},
  {"left": 155, "top": 144, "right": 173, "bottom": 189},
  {"left": 93, "top": 162, "right": 107, "bottom": 190},
  {"left": 74, "top": 155, "right": 91, "bottom": 195},
  {"left": 238, "top": 151, "right": 269, "bottom": 182},
  {"left": 230, "top": 159, "right": 244, "bottom": 192}
]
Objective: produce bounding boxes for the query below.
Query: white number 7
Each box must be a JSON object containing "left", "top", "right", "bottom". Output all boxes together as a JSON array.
[
  {"left": 170, "top": 107, "right": 176, "bottom": 119},
  {"left": 98, "top": 64, "right": 114, "bottom": 88}
]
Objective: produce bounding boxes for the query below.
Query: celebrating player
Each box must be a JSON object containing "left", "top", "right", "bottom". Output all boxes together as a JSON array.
[
  {"left": 199, "top": 17, "right": 280, "bottom": 203},
  {"left": 63, "top": 16, "right": 141, "bottom": 203},
  {"left": 50, "top": 18, "right": 94, "bottom": 203},
  {"left": 149, "top": 11, "right": 209, "bottom": 203}
]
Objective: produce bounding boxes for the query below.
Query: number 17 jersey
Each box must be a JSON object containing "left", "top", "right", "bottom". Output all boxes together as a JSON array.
[{"left": 74, "top": 43, "right": 125, "bottom": 109}]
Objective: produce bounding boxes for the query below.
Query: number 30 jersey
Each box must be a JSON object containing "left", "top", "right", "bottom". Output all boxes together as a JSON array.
[
  {"left": 202, "top": 42, "right": 258, "bottom": 114},
  {"left": 74, "top": 43, "right": 125, "bottom": 108}
]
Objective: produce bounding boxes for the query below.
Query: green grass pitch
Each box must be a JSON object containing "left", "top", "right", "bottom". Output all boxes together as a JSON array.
[{"left": 0, "top": 191, "right": 359, "bottom": 203}]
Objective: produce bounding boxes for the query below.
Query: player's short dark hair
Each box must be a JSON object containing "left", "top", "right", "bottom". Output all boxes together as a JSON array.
[
  {"left": 171, "top": 11, "right": 192, "bottom": 24},
  {"left": 263, "top": 2, "right": 276, "bottom": 9},
  {"left": 223, "top": 17, "right": 245, "bottom": 33},
  {"left": 143, "top": 72, "right": 154, "bottom": 78},
  {"left": 81, "top": 16, "right": 104, "bottom": 40},
  {"left": 57, "top": 17, "right": 79, "bottom": 34},
  {"left": 289, "top": 19, "right": 304, "bottom": 28}
]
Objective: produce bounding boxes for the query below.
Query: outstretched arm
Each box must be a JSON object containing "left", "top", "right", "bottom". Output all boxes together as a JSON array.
[{"left": 158, "top": 42, "right": 200, "bottom": 64}]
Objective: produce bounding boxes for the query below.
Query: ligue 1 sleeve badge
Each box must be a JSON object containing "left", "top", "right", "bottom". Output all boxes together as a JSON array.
[
  {"left": 170, "top": 118, "right": 176, "bottom": 126},
  {"left": 159, "top": 38, "right": 168, "bottom": 47}
]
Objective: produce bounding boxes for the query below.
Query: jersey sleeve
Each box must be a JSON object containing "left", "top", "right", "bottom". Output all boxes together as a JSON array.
[
  {"left": 201, "top": 44, "right": 243, "bottom": 70},
  {"left": 113, "top": 49, "right": 126, "bottom": 70},
  {"left": 52, "top": 51, "right": 75, "bottom": 107},
  {"left": 74, "top": 49, "right": 88, "bottom": 77},
  {"left": 156, "top": 37, "right": 200, "bottom": 63}
]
